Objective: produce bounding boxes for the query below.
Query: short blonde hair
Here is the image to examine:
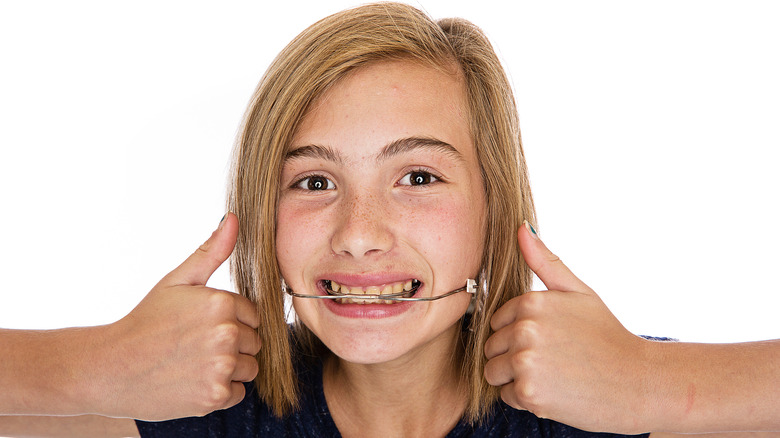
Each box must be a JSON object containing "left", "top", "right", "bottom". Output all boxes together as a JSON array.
[{"left": 228, "top": 2, "right": 535, "bottom": 423}]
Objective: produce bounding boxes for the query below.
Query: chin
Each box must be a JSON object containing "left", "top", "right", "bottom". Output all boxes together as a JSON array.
[
  {"left": 319, "top": 319, "right": 466, "bottom": 367},
  {"left": 317, "top": 323, "right": 412, "bottom": 364},
  {"left": 330, "top": 346, "right": 402, "bottom": 365}
]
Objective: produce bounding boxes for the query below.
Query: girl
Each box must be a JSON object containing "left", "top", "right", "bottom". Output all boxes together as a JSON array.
[
  {"left": 141, "top": 3, "right": 640, "bottom": 436},
  {"left": 1, "top": 3, "right": 776, "bottom": 437}
]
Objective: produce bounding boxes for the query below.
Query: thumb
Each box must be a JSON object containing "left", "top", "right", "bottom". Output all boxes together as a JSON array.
[
  {"left": 518, "top": 221, "right": 592, "bottom": 294},
  {"left": 163, "top": 212, "right": 239, "bottom": 286}
]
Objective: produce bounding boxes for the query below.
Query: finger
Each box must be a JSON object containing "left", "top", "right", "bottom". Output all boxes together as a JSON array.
[
  {"left": 484, "top": 311, "right": 517, "bottom": 358},
  {"left": 231, "top": 354, "right": 260, "bottom": 382},
  {"left": 165, "top": 213, "right": 239, "bottom": 286},
  {"left": 489, "top": 292, "right": 524, "bottom": 332},
  {"left": 233, "top": 294, "right": 261, "bottom": 330},
  {"left": 491, "top": 290, "right": 558, "bottom": 332},
  {"left": 237, "top": 323, "right": 262, "bottom": 356},
  {"left": 483, "top": 353, "right": 516, "bottom": 387},
  {"left": 518, "top": 221, "right": 591, "bottom": 294}
]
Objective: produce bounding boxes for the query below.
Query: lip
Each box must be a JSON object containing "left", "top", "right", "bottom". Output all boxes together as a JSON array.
[{"left": 320, "top": 290, "right": 419, "bottom": 318}]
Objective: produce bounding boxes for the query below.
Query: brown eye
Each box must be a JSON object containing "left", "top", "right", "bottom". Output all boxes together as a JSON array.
[
  {"left": 411, "top": 172, "right": 430, "bottom": 185},
  {"left": 295, "top": 175, "right": 334, "bottom": 191},
  {"left": 307, "top": 176, "right": 327, "bottom": 190},
  {"left": 400, "top": 170, "right": 438, "bottom": 186}
]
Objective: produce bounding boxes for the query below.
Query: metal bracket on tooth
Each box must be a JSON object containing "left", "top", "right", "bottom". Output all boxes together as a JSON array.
[{"left": 282, "top": 277, "right": 479, "bottom": 302}]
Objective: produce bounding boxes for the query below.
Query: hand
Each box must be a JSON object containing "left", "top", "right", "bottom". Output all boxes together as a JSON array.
[
  {"left": 91, "top": 213, "right": 261, "bottom": 421},
  {"left": 484, "top": 222, "right": 651, "bottom": 434}
]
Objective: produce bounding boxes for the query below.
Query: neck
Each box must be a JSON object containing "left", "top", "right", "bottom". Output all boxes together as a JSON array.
[{"left": 323, "top": 324, "right": 467, "bottom": 438}]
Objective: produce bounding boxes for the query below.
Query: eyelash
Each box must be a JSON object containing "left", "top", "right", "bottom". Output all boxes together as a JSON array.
[
  {"left": 292, "top": 173, "right": 335, "bottom": 191},
  {"left": 397, "top": 168, "right": 442, "bottom": 187},
  {"left": 290, "top": 168, "right": 444, "bottom": 192}
]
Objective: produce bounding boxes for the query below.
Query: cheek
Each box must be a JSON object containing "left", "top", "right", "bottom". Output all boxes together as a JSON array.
[
  {"left": 276, "top": 202, "right": 328, "bottom": 276},
  {"left": 402, "top": 195, "right": 483, "bottom": 272}
]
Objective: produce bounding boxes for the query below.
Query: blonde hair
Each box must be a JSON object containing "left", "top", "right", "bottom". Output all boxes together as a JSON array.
[{"left": 228, "top": 2, "right": 535, "bottom": 423}]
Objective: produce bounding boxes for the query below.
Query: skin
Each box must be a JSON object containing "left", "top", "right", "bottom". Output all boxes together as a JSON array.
[
  {"left": 4, "top": 215, "right": 777, "bottom": 437},
  {"left": 2, "top": 61, "right": 778, "bottom": 438},
  {"left": 0, "top": 213, "right": 259, "bottom": 437},
  {"left": 486, "top": 223, "right": 780, "bottom": 435},
  {"left": 276, "top": 59, "right": 486, "bottom": 437}
]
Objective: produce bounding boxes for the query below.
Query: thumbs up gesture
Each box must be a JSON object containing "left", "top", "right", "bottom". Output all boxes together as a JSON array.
[
  {"left": 484, "top": 222, "right": 650, "bottom": 434},
  {"left": 96, "top": 213, "right": 261, "bottom": 421}
]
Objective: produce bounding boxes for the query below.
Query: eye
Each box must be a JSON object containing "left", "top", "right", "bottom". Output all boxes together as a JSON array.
[
  {"left": 294, "top": 175, "right": 335, "bottom": 191},
  {"left": 399, "top": 170, "right": 440, "bottom": 186}
]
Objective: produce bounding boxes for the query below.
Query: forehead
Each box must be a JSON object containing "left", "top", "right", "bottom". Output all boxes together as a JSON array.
[{"left": 291, "top": 60, "right": 472, "bottom": 160}]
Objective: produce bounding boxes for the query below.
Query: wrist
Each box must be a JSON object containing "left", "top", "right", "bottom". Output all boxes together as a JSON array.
[{"left": 57, "top": 324, "right": 117, "bottom": 416}]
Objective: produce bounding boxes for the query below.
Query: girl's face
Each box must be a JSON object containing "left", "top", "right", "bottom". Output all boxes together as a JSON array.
[{"left": 277, "top": 60, "right": 486, "bottom": 365}]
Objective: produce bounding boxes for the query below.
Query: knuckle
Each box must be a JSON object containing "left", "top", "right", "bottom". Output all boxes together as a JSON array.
[
  {"left": 510, "top": 319, "right": 539, "bottom": 344},
  {"left": 204, "top": 382, "right": 232, "bottom": 409},
  {"left": 208, "top": 291, "right": 235, "bottom": 314},
  {"left": 518, "top": 291, "right": 545, "bottom": 313},
  {"left": 509, "top": 349, "right": 540, "bottom": 379},
  {"left": 544, "top": 251, "right": 562, "bottom": 265},
  {"left": 194, "top": 239, "right": 213, "bottom": 259},
  {"left": 215, "top": 322, "right": 240, "bottom": 344},
  {"left": 515, "top": 377, "right": 535, "bottom": 400},
  {"left": 504, "top": 353, "right": 548, "bottom": 416},
  {"left": 212, "top": 355, "right": 238, "bottom": 377},
  {"left": 512, "top": 377, "right": 541, "bottom": 412}
]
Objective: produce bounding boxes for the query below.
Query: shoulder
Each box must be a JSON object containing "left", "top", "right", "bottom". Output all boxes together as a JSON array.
[{"left": 447, "top": 402, "right": 650, "bottom": 438}]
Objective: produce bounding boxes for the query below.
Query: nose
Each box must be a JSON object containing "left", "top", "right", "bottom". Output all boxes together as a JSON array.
[{"left": 330, "top": 190, "right": 394, "bottom": 258}]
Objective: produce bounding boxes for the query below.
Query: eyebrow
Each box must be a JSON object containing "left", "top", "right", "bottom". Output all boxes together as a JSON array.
[
  {"left": 285, "top": 136, "right": 463, "bottom": 164},
  {"left": 376, "top": 136, "right": 463, "bottom": 163},
  {"left": 284, "top": 144, "right": 344, "bottom": 164}
]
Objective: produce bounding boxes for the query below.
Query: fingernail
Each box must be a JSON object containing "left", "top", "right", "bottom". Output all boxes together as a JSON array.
[
  {"left": 524, "top": 220, "right": 539, "bottom": 240},
  {"left": 218, "top": 213, "right": 228, "bottom": 230}
]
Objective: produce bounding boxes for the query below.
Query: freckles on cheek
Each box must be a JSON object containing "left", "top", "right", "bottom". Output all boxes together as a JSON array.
[
  {"left": 403, "top": 200, "right": 470, "bottom": 254},
  {"left": 276, "top": 204, "right": 324, "bottom": 266}
]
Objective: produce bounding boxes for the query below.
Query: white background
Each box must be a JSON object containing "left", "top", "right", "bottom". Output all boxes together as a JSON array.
[{"left": 1, "top": 1, "right": 777, "bottom": 343}]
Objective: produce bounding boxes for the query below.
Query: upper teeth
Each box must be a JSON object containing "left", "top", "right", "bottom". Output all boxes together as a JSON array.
[{"left": 327, "top": 279, "right": 418, "bottom": 296}]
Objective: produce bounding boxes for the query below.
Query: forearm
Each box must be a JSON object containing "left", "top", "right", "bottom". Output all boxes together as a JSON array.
[
  {"left": 646, "top": 339, "right": 780, "bottom": 433},
  {"left": 0, "top": 415, "right": 139, "bottom": 438},
  {"left": 0, "top": 327, "right": 110, "bottom": 416}
]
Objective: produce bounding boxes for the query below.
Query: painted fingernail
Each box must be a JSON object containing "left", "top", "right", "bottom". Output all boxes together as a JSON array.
[
  {"left": 524, "top": 220, "right": 539, "bottom": 239},
  {"left": 218, "top": 213, "right": 228, "bottom": 230}
]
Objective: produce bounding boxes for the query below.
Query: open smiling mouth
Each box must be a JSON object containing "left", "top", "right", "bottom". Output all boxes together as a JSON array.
[{"left": 322, "top": 279, "right": 421, "bottom": 304}]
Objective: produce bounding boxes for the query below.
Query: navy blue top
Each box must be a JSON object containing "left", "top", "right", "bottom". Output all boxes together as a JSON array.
[{"left": 136, "top": 356, "right": 649, "bottom": 438}]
